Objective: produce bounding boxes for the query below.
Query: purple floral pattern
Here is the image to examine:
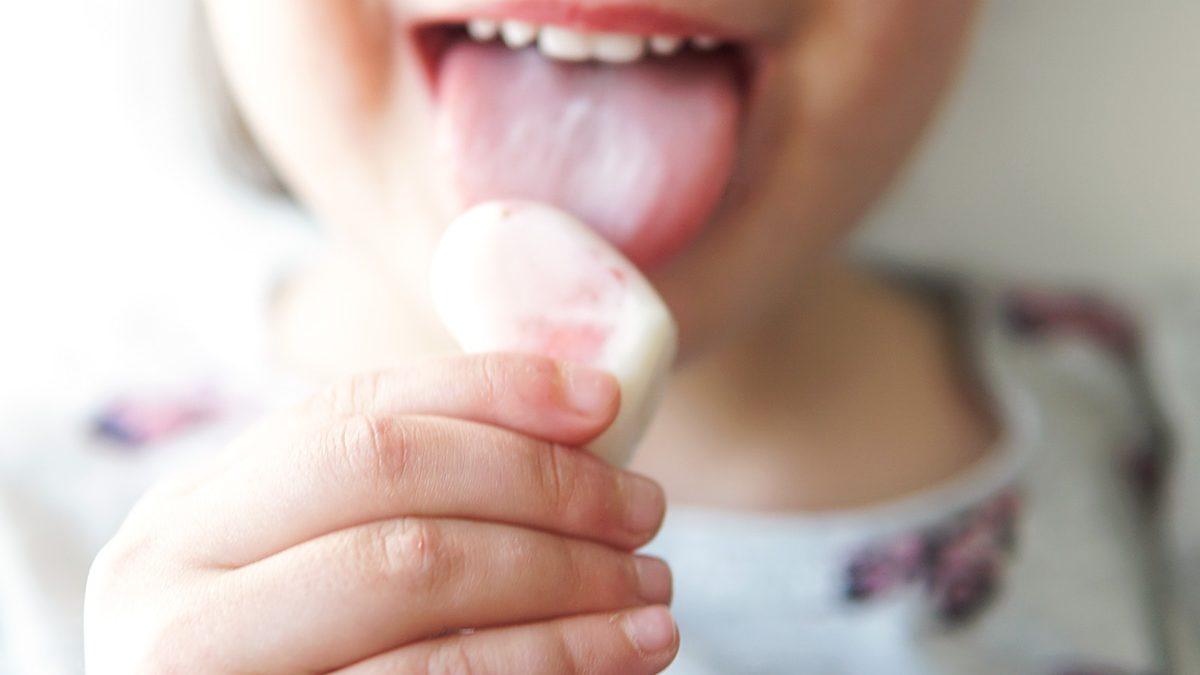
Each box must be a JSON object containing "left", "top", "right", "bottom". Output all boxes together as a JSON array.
[
  {"left": 1122, "top": 427, "right": 1171, "bottom": 509},
  {"left": 845, "top": 490, "right": 1021, "bottom": 626},
  {"left": 1056, "top": 666, "right": 1157, "bottom": 675},
  {"left": 1002, "top": 289, "right": 1140, "bottom": 362},
  {"left": 1002, "top": 288, "right": 1172, "bottom": 509},
  {"left": 93, "top": 386, "right": 226, "bottom": 448}
]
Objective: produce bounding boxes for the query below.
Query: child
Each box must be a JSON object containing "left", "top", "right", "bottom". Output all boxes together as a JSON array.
[{"left": 25, "top": 1, "right": 1199, "bottom": 673}]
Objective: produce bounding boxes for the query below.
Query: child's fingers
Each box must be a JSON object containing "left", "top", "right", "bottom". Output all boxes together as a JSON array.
[
  {"left": 333, "top": 607, "right": 679, "bottom": 675},
  {"left": 172, "top": 413, "right": 664, "bottom": 567},
  {"left": 213, "top": 518, "right": 673, "bottom": 673},
  {"left": 311, "top": 352, "right": 622, "bottom": 446},
  {"left": 145, "top": 352, "right": 618, "bottom": 504}
]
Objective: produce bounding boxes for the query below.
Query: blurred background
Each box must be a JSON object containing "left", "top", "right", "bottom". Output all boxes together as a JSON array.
[
  {"left": 864, "top": 1, "right": 1200, "bottom": 284},
  {"left": 1, "top": 0, "right": 1198, "bottom": 374}
]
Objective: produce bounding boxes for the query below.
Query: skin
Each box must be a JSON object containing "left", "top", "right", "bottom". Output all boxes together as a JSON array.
[{"left": 87, "top": 1, "right": 990, "bottom": 672}]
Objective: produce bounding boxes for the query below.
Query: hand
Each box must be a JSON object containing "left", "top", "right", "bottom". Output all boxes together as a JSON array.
[{"left": 85, "top": 354, "right": 677, "bottom": 674}]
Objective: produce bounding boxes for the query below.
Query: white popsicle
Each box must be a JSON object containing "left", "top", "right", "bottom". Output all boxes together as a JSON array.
[{"left": 431, "top": 201, "right": 678, "bottom": 466}]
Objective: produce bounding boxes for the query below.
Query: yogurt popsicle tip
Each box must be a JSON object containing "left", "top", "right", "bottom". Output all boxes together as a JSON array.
[{"left": 431, "top": 200, "right": 678, "bottom": 466}]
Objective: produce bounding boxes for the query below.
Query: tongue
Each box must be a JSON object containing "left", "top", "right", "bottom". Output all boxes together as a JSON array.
[{"left": 435, "top": 43, "right": 741, "bottom": 269}]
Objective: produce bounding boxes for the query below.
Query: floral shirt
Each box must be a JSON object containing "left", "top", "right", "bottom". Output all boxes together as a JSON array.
[
  {"left": 643, "top": 283, "right": 1200, "bottom": 675},
  {"left": 2, "top": 268, "right": 1198, "bottom": 674}
]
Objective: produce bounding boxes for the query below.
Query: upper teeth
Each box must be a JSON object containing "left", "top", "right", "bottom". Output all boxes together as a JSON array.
[{"left": 466, "top": 18, "right": 723, "bottom": 64}]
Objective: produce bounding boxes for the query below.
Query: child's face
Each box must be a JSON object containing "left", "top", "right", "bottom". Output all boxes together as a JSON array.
[{"left": 205, "top": 0, "right": 978, "bottom": 357}]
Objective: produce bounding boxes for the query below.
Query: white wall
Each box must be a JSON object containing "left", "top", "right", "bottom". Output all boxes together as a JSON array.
[
  {"left": 862, "top": 1, "right": 1200, "bottom": 286},
  {"left": 0, "top": 0, "right": 314, "bottom": 411}
]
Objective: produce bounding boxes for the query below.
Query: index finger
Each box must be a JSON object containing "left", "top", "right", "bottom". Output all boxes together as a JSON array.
[
  {"left": 152, "top": 354, "right": 663, "bottom": 567},
  {"left": 314, "top": 352, "right": 622, "bottom": 447}
]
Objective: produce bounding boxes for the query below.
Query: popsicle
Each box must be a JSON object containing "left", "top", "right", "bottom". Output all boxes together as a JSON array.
[{"left": 431, "top": 200, "right": 678, "bottom": 466}]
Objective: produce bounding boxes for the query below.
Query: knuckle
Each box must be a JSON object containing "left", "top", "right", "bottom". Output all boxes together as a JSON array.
[
  {"left": 89, "top": 535, "right": 138, "bottom": 583},
  {"left": 375, "top": 518, "right": 455, "bottom": 596},
  {"left": 478, "top": 353, "right": 568, "bottom": 428},
  {"left": 88, "top": 521, "right": 164, "bottom": 594},
  {"left": 527, "top": 354, "right": 560, "bottom": 382},
  {"left": 524, "top": 363, "right": 570, "bottom": 414},
  {"left": 475, "top": 352, "right": 560, "bottom": 406},
  {"left": 474, "top": 353, "right": 509, "bottom": 406},
  {"left": 533, "top": 447, "right": 617, "bottom": 535},
  {"left": 532, "top": 443, "right": 582, "bottom": 518},
  {"left": 334, "top": 413, "right": 411, "bottom": 492},
  {"left": 543, "top": 623, "right": 587, "bottom": 674},
  {"left": 321, "top": 370, "right": 384, "bottom": 417},
  {"left": 423, "top": 641, "right": 486, "bottom": 675},
  {"left": 581, "top": 468, "right": 624, "bottom": 535},
  {"left": 86, "top": 521, "right": 213, "bottom": 672},
  {"left": 556, "top": 540, "right": 589, "bottom": 601}
]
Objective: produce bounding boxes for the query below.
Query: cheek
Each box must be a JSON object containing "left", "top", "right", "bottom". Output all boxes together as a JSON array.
[
  {"left": 754, "top": 0, "right": 980, "bottom": 246},
  {"left": 656, "top": 1, "right": 979, "bottom": 353},
  {"left": 794, "top": 0, "right": 980, "bottom": 152},
  {"left": 203, "top": 0, "right": 395, "bottom": 223}
]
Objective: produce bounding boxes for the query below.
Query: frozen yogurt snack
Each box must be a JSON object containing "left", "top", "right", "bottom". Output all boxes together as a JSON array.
[{"left": 431, "top": 201, "right": 678, "bottom": 466}]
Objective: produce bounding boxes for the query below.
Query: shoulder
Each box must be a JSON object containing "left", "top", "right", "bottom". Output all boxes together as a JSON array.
[
  {"left": 956, "top": 277, "right": 1200, "bottom": 505},
  {"left": 971, "top": 278, "right": 1200, "bottom": 398}
]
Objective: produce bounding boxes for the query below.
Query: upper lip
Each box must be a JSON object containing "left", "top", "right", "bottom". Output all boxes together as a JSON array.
[{"left": 396, "top": 0, "right": 787, "bottom": 42}]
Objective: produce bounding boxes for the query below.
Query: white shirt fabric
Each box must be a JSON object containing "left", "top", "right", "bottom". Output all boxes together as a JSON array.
[
  {"left": 652, "top": 283, "right": 1200, "bottom": 674},
  {"left": 2, "top": 215, "right": 1197, "bottom": 674}
]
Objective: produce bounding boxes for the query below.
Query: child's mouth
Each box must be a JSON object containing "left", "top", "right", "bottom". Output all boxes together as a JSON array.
[{"left": 414, "top": 9, "right": 756, "bottom": 271}]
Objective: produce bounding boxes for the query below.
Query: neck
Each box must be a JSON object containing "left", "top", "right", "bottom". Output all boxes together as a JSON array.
[{"left": 631, "top": 259, "right": 995, "bottom": 512}]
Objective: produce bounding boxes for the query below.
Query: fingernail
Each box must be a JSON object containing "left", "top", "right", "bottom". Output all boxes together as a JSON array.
[
  {"left": 561, "top": 363, "right": 618, "bottom": 415},
  {"left": 623, "top": 606, "right": 677, "bottom": 656},
  {"left": 624, "top": 475, "right": 665, "bottom": 535},
  {"left": 635, "top": 556, "right": 673, "bottom": 604}
]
